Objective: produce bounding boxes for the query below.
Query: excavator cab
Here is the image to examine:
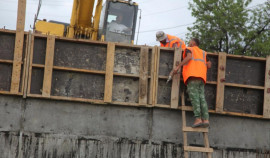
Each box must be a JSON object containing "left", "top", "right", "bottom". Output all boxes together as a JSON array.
[{"left": 98, "top": 0, "right": 138, "bottom": 44}]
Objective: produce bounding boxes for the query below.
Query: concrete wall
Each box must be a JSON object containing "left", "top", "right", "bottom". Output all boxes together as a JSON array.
[{"left": 0, "top": 95, "right": 269, "bottom": 158}]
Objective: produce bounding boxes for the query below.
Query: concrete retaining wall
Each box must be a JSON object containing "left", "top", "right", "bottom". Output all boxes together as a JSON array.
[{"left": 0, "top": 95, "right": 269, "bottom": 158}]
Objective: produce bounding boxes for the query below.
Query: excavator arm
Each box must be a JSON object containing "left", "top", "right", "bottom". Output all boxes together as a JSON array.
[{"left": 68, "top": 0, "right": 103, "bottom": 39}]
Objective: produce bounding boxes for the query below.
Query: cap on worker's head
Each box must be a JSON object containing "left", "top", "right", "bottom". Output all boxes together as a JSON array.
[{"left": 156, "top": 31, "right": 167, "bottom": 41}]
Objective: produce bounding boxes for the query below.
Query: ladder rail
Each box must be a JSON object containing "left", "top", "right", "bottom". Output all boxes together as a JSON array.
[{"left": 181, "top": 91, "right": 213, "bottom": 158}]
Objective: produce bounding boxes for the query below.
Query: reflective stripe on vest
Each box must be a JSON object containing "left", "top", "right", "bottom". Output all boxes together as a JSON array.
[
  {"left": 191, "top": 49, "right": 207, "bottom": 66},
  {"left": 168, "top": 38, "right": 178, "bottom": 47}
]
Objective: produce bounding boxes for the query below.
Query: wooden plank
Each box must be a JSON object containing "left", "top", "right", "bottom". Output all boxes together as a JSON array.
[
  {"left": 104, "top": 42, "right": 115, "bottom": 103},
  {"left": 154, "top": 47, "right": 160, "bottom": 105},
  {"left": 28, "top": 94, "right": 105, "bottom": 104},
  {"left": 226, "top": 54, "right": 266, "bottom": 61},
  {"left": 149, "top": 47, "right": 157, "bottom": 105},
  {"left": 181, "top": 106, "right": 193, "bottom": 111},
  {"left": 42, "top": 36, "right": 55, "bottom": 97},
  {"left": 224, "top": 83, "right": 264, "bottom": 90},
  {"left": 216, "top": 52, "right": 227, "bottom": 113},
  {"left": 112, "top": 101, "right": 150, "bottom": 108},
  {"left": 184, "top": 146, "right": 213, "bottom": 153},
  {"left": 114, "top": 73, "right": 139, "bottom": 78},
  {"left": 10, "top": 0, "right": 27, "bottom": 94},
  {"left": 139, "top": 47, "right": 149, "bottom": 104},
  {"left": 263, "top": 56, "right": 270, "bottom": 118},
  {"left": 0, "top": 59, "right": 14, "bottom": 64},
  {"left": 0, "top": 29, "right": 17, "bottom": 34},
  {"left": 183, "top": 127, "right": 208, "bottom": 133},
  {"left": 181, "top": 92, "right": 187, "bottom": 126},
  {"left": 155, "top": 104, "right": 170, "bottom": 108},
  {"left": 203, "top": 133, "right": 212, "bottom": 158},
  {"left": 171, "top": 47, "right": 182, "bottom": 108},
  {"left": 22, "top": 31, "right": 32, "bottom": 98},
  {"left": 0, "top": 91, "right": 22, "bottom": 96},
  {"left": 32, "top": 64, "right": 142, "bottom": 78},
  {"left": 181, "top": 92, "right": 188, "bottom": 158},
  {"left": 219, "top": 111, "right": 262, "bottom": 118},
  {"left": 21, "top": 33, "right": 29, "bottom": 98},
  {"left": 27, "top": 33, "right": 35, "bottom": 94},
  {"left": 54, "top": 66, "right": 105, "bottom": 75}
]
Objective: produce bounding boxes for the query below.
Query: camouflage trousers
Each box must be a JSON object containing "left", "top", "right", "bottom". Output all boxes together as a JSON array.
[{"left": 186, "top": 80, "right": 209, "bottom": 120}]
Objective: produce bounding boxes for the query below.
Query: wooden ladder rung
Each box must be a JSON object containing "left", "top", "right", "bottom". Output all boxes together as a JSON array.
[
  {"left": 184, "top": 146, "right": 213, "bottom": 153},
  {"left": 183, "top": 127, "right": 208, "bottom": 133},
  {"left": 181, "top": 106, "right": 193, "bottom": 111}
]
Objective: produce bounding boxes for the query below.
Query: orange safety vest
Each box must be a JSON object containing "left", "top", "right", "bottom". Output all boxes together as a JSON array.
[
  {"left": 160, "top": 34, "right": 186, "bottom": 50},
  {"left": 182, "top": 46, "right": 207, "bottom": 85}
]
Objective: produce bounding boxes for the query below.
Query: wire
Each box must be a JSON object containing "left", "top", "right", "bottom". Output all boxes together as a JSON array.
[
  {"left": 138, "top": 23, "right": 193, "bottom": 33},
  {"left": 0, "top": 0, "right": 72, "bottom": 6},
  {"left": 139, "top": 0, "right": 155, "bottom": 4},
  {"left": 143, "top": 6, "right": 188, "bottom": 17},
  {"left": 175, "top": 31, "right": 189, "bottom": 37}
]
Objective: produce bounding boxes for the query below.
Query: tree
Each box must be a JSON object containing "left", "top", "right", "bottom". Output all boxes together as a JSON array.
[{"left": 187, "top": 0, "right": 270, "bottom": 57}]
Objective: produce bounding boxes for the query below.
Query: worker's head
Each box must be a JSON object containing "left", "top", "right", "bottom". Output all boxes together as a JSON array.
[
  {"left": 189, "top": 38, "right": 200, "bottom": 47},
  {"left": 156, "top": 31, "right": 167, "bottom": 43}
]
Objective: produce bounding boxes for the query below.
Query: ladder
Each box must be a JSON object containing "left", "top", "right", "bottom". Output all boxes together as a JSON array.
[{"left": 181, "top": 91, "right": 213, "bottom": 158}]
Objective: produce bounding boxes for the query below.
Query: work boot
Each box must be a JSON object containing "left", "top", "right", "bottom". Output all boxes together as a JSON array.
[
  {"left": 192, "top": 118, "right": 203, "bottom": 128},
  {"left": 202, "top": 120, "right": 210, "bottom": 128}
]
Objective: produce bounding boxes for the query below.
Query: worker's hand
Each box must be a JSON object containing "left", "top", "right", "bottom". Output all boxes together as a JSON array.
[
  {"left": 172, "top": 67, "right": 179, "bottom": 75},
  {"left": 207, "top": 61, "right": 212, "bottom": 69}
]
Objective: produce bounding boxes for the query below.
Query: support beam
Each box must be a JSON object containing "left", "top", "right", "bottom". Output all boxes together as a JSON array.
[
  {"left": 42, "top": 36, "right": 55, "bottom": 97},
  {"left": 216, "top": 52, "right": 227, "bottom": 113},
  {"left": 148, "top": 46, "right": 157, "bottom": 105},
  {"left": 22, "top": 31, "right": 32, "bottom": 98},
  {"left": 104, "top": 42, "right": 115, "bottom": 103},
  {"left": 154, "top": 46, "right": 160, "bottom": 105},
  {"left": 171, "top": 47, "right": 182, "bottom": 109},
  {"left": 10, "top": 0, "right": 27, "bottom": 94},
  {"left": 263, "top": 56, "right": 270, "bottom": 118},
  {"left": 139, "top": 47, "right": 149, "bottom": 104},
  {"left": 27, "top": 34, "right": 35, "bottom": 95}
]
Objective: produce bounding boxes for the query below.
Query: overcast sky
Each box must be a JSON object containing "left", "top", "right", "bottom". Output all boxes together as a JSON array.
[{"left": 0, "top": 0, "right": 267, "bottom": 46}]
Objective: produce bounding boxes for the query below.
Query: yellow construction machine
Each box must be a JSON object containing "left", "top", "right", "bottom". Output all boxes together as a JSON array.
[{"left": 35, "top": 0, "right": 138, "bottom": 44}]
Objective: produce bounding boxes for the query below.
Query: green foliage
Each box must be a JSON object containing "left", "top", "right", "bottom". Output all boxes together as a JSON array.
[{"left": 187, "top": 0, "right": 270, "bottom": 57}]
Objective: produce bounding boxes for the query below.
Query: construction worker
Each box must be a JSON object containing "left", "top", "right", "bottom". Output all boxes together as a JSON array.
[
  {"left": 156, "top": 31, "right": 186, "bottom": 49},
  {"left": 108, "top": 14, "right": 131, "bottom": 34},
  {"left": 170, "top": 38, "right": 211, "bottom": 128}
]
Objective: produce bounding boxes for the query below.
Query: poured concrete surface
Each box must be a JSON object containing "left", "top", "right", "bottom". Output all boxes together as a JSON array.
[{"left": 0, "top": 95, "right": 269, "bottom": 158}]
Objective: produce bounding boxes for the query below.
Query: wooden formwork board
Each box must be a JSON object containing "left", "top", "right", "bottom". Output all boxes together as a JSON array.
[
  {"left": 10, "top": 0, "right": 27, "bottom": 94},
  {"left": 263, "top": 56, "right": 270, "bottom": 118},
  {"left": 216, "top": 52, "right": 226, "bottom": 113},
  {"left": 154, "top": 47, "right": 161, "bottom": 105},
  {"left": 1, "top": 29, "right": 269, "bottom": 119},
  {"left": 170, "top": 47, "right": 182, "bottom": 109},
  {"left": 104, "top": 42, "right": 115, "bottom": 103},
  {"left": 0, "top": 31, "right": 27, "bottom": 95},
  {"left": 149, "top": 47, "right": 157, "bottom": 105},
  {"left": 42, "top": 36, "right": 55, "bottom": 97},
  {"left": 139, "top": 47, "right": 149, "bottom": 104},
  {"left": 22, "top": 32, "right": 32, "bottom": 98}
]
